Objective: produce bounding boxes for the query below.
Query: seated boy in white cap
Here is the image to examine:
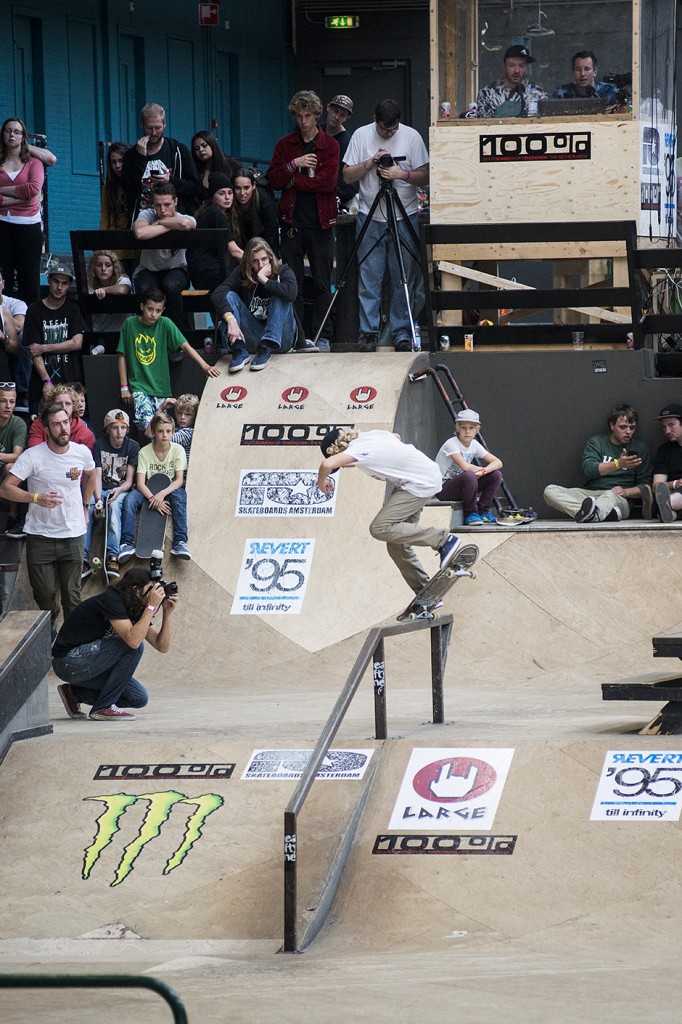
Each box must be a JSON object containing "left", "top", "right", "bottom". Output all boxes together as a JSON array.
[
  {"left": 434, "top": 409, "right": 504, "bottom": 525},
  {"left": 83, "top": 409, "right": 140, "bottom": 580}
]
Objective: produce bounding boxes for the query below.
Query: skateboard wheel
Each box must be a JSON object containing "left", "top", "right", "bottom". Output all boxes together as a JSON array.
[
  {"left": 445, "top": 568, "right": 457, "bottom": 579},
  {"left": 91, "top": 558, "right": 102, "bottom": 571},
  {"left": 407, "top": 612, "right": 418, "bottom": 621}
]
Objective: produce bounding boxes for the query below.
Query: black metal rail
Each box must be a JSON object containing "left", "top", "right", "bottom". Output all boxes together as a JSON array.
[
  {"left": 283, "top": 614, "right": 453, "bottom": 953},
  {"left": 0, "top": 974, "right": 189, "bottom": 1023}
]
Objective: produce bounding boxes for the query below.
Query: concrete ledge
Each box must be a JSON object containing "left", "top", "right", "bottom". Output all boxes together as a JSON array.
[{"left": 0, "top": 611, "right": 52, "bottom": 764}]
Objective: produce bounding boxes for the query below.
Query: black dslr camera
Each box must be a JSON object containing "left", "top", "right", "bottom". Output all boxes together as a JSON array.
[
  {"left": 149, "top": 550, "right": 179, "bottom": 599},
  {"left": 377, "top": 153, "right": 407, "bottom": 174}
]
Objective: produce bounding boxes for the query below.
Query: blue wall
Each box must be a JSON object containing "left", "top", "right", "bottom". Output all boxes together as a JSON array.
[{"left": 0, "top": 0, "right": 293, "bottom": 253}]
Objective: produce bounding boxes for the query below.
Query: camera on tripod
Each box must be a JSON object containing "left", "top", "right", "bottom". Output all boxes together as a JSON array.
[
  {"left": 149, "top": 549, "right": 179, "bottom": 599},
  {"left": 377, "top": 154, "right": 406, "bottom": 177}
]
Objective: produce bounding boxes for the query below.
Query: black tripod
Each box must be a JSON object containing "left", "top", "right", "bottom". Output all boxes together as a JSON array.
[{"left": 314, "top": 174, "right": 422, "bottom": 348}]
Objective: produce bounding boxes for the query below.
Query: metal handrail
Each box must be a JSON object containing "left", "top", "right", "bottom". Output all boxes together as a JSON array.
[
  {"left": 0, "top": 974, "right": 188, "bottom": 1023},
  {"left": 283, "top": 614, "right": 453, "bottom": 952}
]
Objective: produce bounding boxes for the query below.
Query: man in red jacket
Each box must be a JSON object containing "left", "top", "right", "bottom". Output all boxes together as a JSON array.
[{"left": 267, "top": 90, "right": 339, "bottom": 352}]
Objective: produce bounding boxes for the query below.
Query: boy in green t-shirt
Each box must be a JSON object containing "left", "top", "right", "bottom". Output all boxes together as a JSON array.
[
  {"left": 118, "top": 411, "right": 191, "bottom": 561},
  {"left": 117, "top": 287, "right": 220, "bottom": 434}
]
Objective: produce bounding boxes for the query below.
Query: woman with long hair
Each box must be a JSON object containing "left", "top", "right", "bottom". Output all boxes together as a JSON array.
[
  {"left": 86, "top": 249, "right": 132, "bottom": 342},
  {"left": 232, "top": 168, "right": 280, "bottom": 255},
  {"left": 0, "top": 117, "right": 45, "bottom": 305},
  {"left": 100, "top": 142, "right": 135, "bottom": 271},
  {"left": 191, "top": 131, "right": 240, "bottom": 201},
  {"left": 187, "top": 173, "right": 243, "bottom": 291}
]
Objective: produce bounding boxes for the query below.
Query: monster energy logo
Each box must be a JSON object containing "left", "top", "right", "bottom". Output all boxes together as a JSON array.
[{"left": 82, "top": 790, "right": 223, "bottom": 886}]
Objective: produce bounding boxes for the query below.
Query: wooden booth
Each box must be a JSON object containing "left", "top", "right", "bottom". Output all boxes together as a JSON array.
[{"left": 426, "top": 0, "right": 678, "bottom": 346}]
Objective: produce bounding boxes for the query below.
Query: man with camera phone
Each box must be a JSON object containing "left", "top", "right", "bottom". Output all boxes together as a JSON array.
[
  {"left": 342, "top": 98, "right": 428, "bottom": 352},
  {"left": 52, "top": 565, "right": 178, "bottom": 721}
]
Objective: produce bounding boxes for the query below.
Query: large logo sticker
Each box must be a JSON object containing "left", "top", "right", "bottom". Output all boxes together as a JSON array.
[
  {"left": 388, "top": 748, "right": 514, "bottom": 831},
  {"left": 82, "top": 790, "right": 223, "bottom": 886}
]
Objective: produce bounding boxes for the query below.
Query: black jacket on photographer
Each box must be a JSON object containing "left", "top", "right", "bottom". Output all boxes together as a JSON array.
[{"left": 52, "top": 589, "right": 143, "bottom": 658}]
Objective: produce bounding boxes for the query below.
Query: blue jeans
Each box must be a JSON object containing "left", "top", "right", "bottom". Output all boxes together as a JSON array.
[
  {"left": 219, "top": 290, "right": 295, "bottom": 355},
  {"left": 84, "top": 490, "right": 125, "bottom": 562},
  {"left": 120, "top": 487, "right": 188, "bottom": 546},
  {"left": 53, "top": 634, "right": 148, "bottom": 713},
  {"left": 355, "top": 212, "right": 420, "bottom": 341}
]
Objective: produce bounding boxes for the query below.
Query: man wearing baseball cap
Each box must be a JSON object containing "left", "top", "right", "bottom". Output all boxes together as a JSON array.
[
  {"left": 476, "top": 44, "right": 547, "bottom": 118},
  {"left": 82, "top": 408, "right": 140, "bottom": 580},
  {"left": 321, "top": 95, "right": 359, "bottom": 212},
  {"left": 22, "top": 260, "right": 87, "bottom": 413},
  {"left": 653, "top": 403, "right": 682, "bottom": 522}
]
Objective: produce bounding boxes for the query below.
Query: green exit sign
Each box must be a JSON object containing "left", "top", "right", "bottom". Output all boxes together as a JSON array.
[{"left": 325, "top": 15, "right": 359, "bottom": 28}]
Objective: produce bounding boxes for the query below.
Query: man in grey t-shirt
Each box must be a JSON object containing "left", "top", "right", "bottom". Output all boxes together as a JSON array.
[{"left": 133, "top": 182, "right": 196, "bottom": 332}]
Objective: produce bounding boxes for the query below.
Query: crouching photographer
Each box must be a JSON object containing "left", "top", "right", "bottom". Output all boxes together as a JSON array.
[{"left": 52, "top": 567, "right": 178, "bottom": 721}]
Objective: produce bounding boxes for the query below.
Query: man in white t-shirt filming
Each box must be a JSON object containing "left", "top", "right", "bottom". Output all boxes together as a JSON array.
[
  {"left": 317, "top": 428, "right": 461, "bottom": 594},
  {"left": 342, "top": 99, "right": 429, "bottom": 352},
  {"left": 0, "top": 402, "right": 95, "bottom": 631}
]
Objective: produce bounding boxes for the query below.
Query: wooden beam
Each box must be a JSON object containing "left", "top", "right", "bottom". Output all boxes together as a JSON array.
[{"left": 438, "top": 260, "right": 631, "bottom": 324}]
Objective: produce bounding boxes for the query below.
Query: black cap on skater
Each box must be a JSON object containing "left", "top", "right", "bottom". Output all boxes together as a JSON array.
[{"left": 320, "top": 427, "right": 342, "bottom": 458}]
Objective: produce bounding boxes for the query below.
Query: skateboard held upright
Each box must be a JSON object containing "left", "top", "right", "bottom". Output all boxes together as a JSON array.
[{"left": 135, "top": 474, "right": 172, "bottom": 559}]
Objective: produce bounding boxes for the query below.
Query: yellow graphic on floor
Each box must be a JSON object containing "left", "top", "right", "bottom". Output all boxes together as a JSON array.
[{"left": 82, "top": 790, "right": 224, "bottom": 886}]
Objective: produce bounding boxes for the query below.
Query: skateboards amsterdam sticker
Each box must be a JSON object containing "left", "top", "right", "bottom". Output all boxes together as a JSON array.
[{"left": 235, "top": 470, "right": 338, "bottom": 516}]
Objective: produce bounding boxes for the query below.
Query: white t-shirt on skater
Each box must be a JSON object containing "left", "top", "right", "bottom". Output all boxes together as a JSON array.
[{"left": 346, "top": 430, "right": 441, "bottom": 497}]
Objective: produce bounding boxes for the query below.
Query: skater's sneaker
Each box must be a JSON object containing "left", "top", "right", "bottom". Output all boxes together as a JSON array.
[
  {"left": 394, "top": 338, "right": 411, "bottom": 352},
  {"left": 357, "top": 332, "right": 378, "bottom": 353},
  {"left": 575, "top": 497, "right": 599, "bottom": 523},
  {"left": 250, "top": 345, "right": 272, "bottom": 371},
  {"left": 229, "top": 345, "right": 250, "bottom": 373},
  {"left": 298, "top": 338, "right": 319, "bottom": 352},
  {"left": 438, "top": 533, "right": 463, "bottom": 569},
  {"left": 480, "top": 511, "right": 498, "bottom": 523},
  {"left": 106, "top": 555, "right": 121, "bottom": 578},
  {"left": 57, "top": 683, "right": 87, "bottom": 720},
  {"left": 656, "top": 481, "right": 676, "bottom": 523},
  {"left": 464, "top": 512, "right": 484, "bottom": 525},
  {"left": 317, "top": 339, "right": 331, "bottom": 353},
  {"left": 90, "top": 705, "right": 135, "bottom": 721},
  {"left": 4, "top": 516, "right": 26, "bottom": 538},
  {"left": 81, "top": 561, "right": 92, "bottom": 581},
  {"left": 118, "top": 542, "right": 135, "bottom": 563},
  {"left": 171, "top": 540, "right": 192, "bottom": 560},
  {"left": 603, "top": 507, "right": 622, "bottom": 522},
  {"left": 640, "top": 483, "right": 654, "bottom": 520}
]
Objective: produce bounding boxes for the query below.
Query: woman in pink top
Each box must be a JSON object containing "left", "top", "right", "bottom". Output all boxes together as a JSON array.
[{"left": 0, "top": 117, "right": 45, "bottom": 305}]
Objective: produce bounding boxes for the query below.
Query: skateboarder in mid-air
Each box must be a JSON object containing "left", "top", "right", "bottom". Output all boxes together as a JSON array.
[{"left": 317, "top": 428, "right": 462, "bottom": 593}]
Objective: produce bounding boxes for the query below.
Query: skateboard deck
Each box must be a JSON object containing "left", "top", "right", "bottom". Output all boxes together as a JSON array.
[
  {"left": 397, "top": 543, "right": 479, "bottom": 621},
  {"left": 135, "top": 474, "right": 171, "bottom": 559},
  {"left": 86, "top": 499, "right": 108, "bottom": 583},
  {"left": 497, "top": 507, "right": 537, "bottom": 525}
]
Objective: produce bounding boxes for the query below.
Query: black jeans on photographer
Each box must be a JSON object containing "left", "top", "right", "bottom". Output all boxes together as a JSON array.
[{"left": 281, "top": 223, "right": 334, "bottom": 345}]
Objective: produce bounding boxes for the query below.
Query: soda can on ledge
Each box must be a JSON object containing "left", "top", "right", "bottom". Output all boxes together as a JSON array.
[{"left": 464, "top": 333, "right": 474, "bottom": 352}]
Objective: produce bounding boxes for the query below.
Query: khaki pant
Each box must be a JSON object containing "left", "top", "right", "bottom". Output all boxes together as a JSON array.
[
  {"left": 369, "top": 488, "right": 449, "bottom": 593},
  {"left": 26, "top": 534, "right": 84, "bottom": 625},
  {"left": 543, "top": 484, "right": 630, "bottom": 521}
]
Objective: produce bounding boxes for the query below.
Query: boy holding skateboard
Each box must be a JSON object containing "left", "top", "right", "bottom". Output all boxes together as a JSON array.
[
  {"left": 435, "top": 409, "right": 504, "bottom": 525},
  {"left": 317, "top": 428, "right": 462, "bottom": 593},
  {"left": 118, "top": 411, "right": 190, "bottom": 561},
  {"left": 83, "top": 409, "right": 140, "bottom": 580},
  {"left": 117, "top": 287, "right": 220, "bottom": 435}
]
